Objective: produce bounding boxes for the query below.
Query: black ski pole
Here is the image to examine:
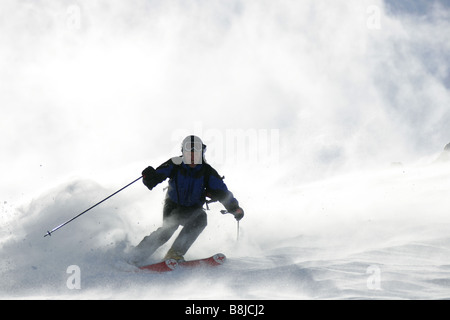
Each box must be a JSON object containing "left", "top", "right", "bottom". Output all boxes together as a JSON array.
[
  {"left": 221, "top": 210, "right": 240, "bottom": 241},
  {"left": 44, "top": 176, "right": 143, "bottom": 237}
]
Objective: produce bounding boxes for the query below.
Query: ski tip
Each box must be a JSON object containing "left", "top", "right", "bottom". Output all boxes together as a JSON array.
[{"left": 44, "top": 231, "right": 51, "bottom": 237}]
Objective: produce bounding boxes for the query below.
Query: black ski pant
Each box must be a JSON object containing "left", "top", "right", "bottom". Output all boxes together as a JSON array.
[{"left": 134, "top": 200, "right": 207, "bottom": 261}]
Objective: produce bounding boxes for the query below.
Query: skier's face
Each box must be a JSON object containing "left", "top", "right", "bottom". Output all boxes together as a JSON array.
[
  {"left": 183, "top": 150, "right": 202, "bottom": 167},
  {"left": 182, "top": 137, "right": 204, "bottom": 167}
]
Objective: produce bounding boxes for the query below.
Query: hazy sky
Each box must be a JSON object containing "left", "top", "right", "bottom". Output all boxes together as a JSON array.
[{"left": 1, "top": 0, "right": 450, "bottom": 206}]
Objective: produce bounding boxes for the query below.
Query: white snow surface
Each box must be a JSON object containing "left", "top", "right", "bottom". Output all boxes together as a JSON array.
[{"left": 2, "top": 163, "right": 450, "bottom": 300}]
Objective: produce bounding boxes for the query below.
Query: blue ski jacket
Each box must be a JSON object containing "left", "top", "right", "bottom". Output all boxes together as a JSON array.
[{"left": 142, "top": 158, "right": 239, "bottom": 211}]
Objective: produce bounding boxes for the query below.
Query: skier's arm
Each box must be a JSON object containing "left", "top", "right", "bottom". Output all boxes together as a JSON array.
[
  {"left": 207, "top": 168, "right": 242, "bottom": 216},
  {"left": 142, "top": 159, "right": 175, "bottom": 190}
]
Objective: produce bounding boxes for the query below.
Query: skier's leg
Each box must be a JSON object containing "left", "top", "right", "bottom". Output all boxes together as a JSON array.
[
  {"left": 129, "top": 201, "right": 180, "bottom": 264},
  {"left": 169, "top": 208, "right": 207, "bottom": 257},
  {"left": 132, "top": 223, "right": 178, "bottom": 262}
]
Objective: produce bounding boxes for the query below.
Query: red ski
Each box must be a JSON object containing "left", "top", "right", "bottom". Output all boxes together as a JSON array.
[
  {"left": 179, "top": 253, "right": 227, "bottom": 268},
  {"left": 138, "top": 253, "right": 226, "bottom": 273},
  {"left": 139, "top": 258, "right": 178, "bottom": 273}
]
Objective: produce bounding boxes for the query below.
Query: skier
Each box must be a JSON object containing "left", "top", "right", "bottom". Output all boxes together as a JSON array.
[{"left": 128, "top": 135, "right": 244, "bottom": 265}]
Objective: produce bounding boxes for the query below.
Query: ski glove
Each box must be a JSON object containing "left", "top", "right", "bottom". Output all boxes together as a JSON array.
[
  {"left": 142, "top": 166, "right": 158, "bottom": 190},
  {"left": 232, "top": 207, "right": 244, "bottom": 221}
]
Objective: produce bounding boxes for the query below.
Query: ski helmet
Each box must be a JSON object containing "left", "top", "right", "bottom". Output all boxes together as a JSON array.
[
  {"left": 181, "top": 135, "right": 206, "bottom": 153},
  {"left": 181, "top": 135, "right": 206, "bottom": 165}
]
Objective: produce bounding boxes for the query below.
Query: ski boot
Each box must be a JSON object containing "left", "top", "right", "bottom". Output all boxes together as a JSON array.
[{"left": 164, "top": 248, "right": 185, "bottom": 262}]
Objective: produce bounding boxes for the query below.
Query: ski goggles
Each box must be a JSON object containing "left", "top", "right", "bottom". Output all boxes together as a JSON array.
[{"left": 183, "top": 141, "right": 204, "bottom": 152}]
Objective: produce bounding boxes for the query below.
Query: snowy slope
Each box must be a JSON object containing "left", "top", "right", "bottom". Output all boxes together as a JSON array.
[
  {"left": 2, "top": 163, "right": 450, "bottom": 299},
  {"left": 1, "top": 0, "right": 450, "bottom": 300}
]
